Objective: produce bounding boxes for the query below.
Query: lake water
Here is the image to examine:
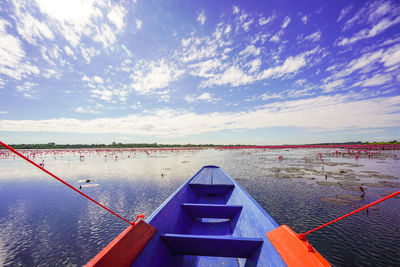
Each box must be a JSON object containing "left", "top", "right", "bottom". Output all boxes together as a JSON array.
[{"left": 0, "top": 148, "right": 399, "bottom": 266}]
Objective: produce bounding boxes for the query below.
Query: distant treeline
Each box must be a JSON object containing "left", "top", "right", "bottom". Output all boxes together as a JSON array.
[
  {"left": 2, "top": 142, "right": 226, "bottom": 149},
  {"left": 1, "top": 140, "right": 398, "bottom": 149}
]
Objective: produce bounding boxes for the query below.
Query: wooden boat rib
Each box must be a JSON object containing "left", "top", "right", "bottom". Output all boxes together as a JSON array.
[{"left": 87, "top": 165, "right": 330, "bottom": 266}]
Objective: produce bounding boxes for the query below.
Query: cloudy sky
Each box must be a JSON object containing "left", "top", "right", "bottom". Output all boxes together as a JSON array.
[{"left": 0, "top": 0, "right": 399, "bottom": 145}]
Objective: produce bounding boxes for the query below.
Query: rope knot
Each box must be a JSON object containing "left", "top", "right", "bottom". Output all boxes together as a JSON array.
[{"left": 131, "top": 214, "right": 145, "bottom": 225}]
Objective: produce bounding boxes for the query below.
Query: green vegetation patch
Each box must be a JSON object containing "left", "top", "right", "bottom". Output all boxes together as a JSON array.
[
  {"left": 362, "top": 183, "right": 385, "bottom": 188},
  {"left": 317, "top": 181, "right": 341, "bottom": 186},
  {"left": 378, "top": 181, "right": 400, "bottom": 188},
  {"left": 341, "top": 185, "right": 363, "bottom": 192},
  {"left": 336, "top": 194, "right": 364, "bottom": 201}
]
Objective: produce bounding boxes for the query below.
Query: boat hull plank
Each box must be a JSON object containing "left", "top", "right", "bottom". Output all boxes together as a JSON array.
[
  {"left": 190, "top": 167, "right": 213, "bottom": 184},
  {"left": 182, "top": 203, "right": 242, "bottom": 219},
  {"left": 161, "top": 234, "right": 263, "bottom": 258},
  {"left": 212, "top": 167, "right": 234, "bottom": 185}
]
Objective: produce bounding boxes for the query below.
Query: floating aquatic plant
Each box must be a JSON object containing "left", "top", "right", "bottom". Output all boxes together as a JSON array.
[
  {"left": 334, "top": 177, "right": 360, "bottom": 181},
  {"left": 341, "top": 185, "right": 363, "bottom": 192},
  {"left": 317, "top": 181, "right": 341, "bottom": 186},
  {"left": 336, "top": 194, "right": 364, "bottom": 201},
  {"left": 362, "top": 183, "right": 385, "bottom": 188},
  {"left": 377, "top": 181, "right": 400, "bottom": 188}
]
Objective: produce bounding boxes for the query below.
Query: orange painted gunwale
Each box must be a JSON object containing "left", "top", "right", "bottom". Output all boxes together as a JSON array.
[
  {"left": 86, "top": 220, "right": 157, "bottom": 267},
  {"left": 267, "top": 225, "right": 330, "bottom": 267}
]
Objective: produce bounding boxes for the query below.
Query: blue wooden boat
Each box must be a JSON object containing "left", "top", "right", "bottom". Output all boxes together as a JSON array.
[{"left": 87, "top": 165, "right": 330, "bottom": 267}]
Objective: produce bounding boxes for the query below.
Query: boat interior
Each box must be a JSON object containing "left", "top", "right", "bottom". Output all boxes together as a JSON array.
[{"left": 132, "top": 165, "right": 284, "bottom": 266}]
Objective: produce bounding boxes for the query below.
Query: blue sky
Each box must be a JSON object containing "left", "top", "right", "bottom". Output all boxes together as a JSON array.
[{"left": 0, "top": 0, "right": 399, "bottom": 145}]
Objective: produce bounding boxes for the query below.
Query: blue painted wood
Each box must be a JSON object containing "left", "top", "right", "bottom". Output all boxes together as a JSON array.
[
  {"left": 131, "top": 165, "right": 287, "bottom": 267},
  {"left": 190, "top": 167, "right": 213, "bottom": 185},
  {"left": 190, "top": 219, "right": 232, "bottom": 236},
  {"left": 182, "top": 203, "right": 242, "bottom": 219},
  {"left": 188, "top": 256, "right": 239, "bottom": 267},
  {"left": 161, "top": 234, "right": 263, "bottom": 258},
  {"left": 212, "top": 167, "right": 234, "bottom": 185},
  {"left": 189, "top": 184, "right": 233, "bottom": 197}
]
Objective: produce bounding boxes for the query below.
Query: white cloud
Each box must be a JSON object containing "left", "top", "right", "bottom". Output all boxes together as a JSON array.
[
  {"left": 199, "top": 49, "right": 310, "bottom": 88},
  {"left": 338, "top": 1, "right": 400, "bottom": 45},
  {"left": 136, "top": 19, "right": 142, "bottom": 30},
  {"left": 93, "top": 23, "right": 117, "bottom": 48},
  {"left": 35, "top": 0, "right": 98, "bottom": 25},
  {"left": 260, "top": 93, "right": 283, "bottom": 101},
  {"left": 367, "top": 1, "right": 393, "bottom": 24},
  {"left": 107, "top": 5, "right": 126, "bottom": 31},
  {"left": 2, "top": 95, "right": 400, "bottom": 136},
  {"left": 242, "top": 19, "right": 253, "bottom": 32},
  {"left": 248, "top": 58, "right": 262, "bottom": 73},
  {"left": 0, "top": 19, "right": 40, "bottom": 80},
  {"left": 34, "top": 0, "right": 102, "bottom": 47},
  {"left": 42, "top": 68, "right": 61, "bottom": 79},
  {"left": 340, "top": 50, "right": 383, "bottom": 76},
  {"left": 270, "top": 32, "right": 281, "bottom": 43},
  {"left": 64, "top": 46, "right": 74, "bottom": 56},
  {"left": 90, "top": 89, "right": 113, "bottom": 102},
  {"left": 282, "top": 16, "right": 291, "bottom": 29},
  {"left": 295, "top": 79, "right": 306, "bottom": 86},
  {"left": 15, "top": 14, "right": 54, "bottom": 45},
  {"left": 224, "top": 24, "right": 231, "bottom": 34},
  {"left": 180, "top": 36, "right": 220, "bottom": 63},
  {"left": 334, "top": 44, "right": 400, "bottom": 78},
  {"left": 338, "top": 16, "right": 400, "bottom": 46},
  {"left": 82, "top": 74, "right": 106, "bottom": 92},
  {"left": 259, "top": 16, "right": 273, "bottom": 26},
  {"left": 239, "top": 45, "right": 261, "bottom": 57},
  {"left": 75, "top": 107, "right": 100, "bottom": 114},
  {"left": 130, "top": 102, "right": 142, "bottom": 110},
  {"left": 189, "top": 58, "right": 223, "bottom": 78},
  {"left": 304, "top": 31, "right": 321, "bottom": 42},
  {"left": 185, "top": 92, "right": 220, "bottom": 103},
  {"left": 24, "top": 0, "right": 125, "bottom": 51},
  {"left": 0, "top": 20, "right": 24, "bottom": 68},
  {"left": 80, "top": 45, "right": 100, "bottom": 64},
  {"left": 380, "top": 44, "right": 400, "bottom": 67},
  {"left": 353, "top": 73, "right": 392, "bottom": 87},
  {"left": 259, "top": 54, "right": 306, "bottom": 80},
  {"left": 233, "top": 6, "right": 239, "bottom": 15},
  {"left": 342, "top": 1, "right": 397, "bottom": 31},
  {"left": 0, "top": 111, "right": 7, "bottom": 114},
  {"left": 269, "top": 18, "right": 291, "bottom": 43},
  {"left": 130, "top": 60, "right": 184, "bottom": 94},
  {"left": 201, "top": 65, "right": 253, "bottom": 87},
  {"left": 301, "top": 15, "right": 308, "bottom": 24},
  {"left": 113, "top": 88, "right": 129, "bottom": 102},
  {"left": 197, "top": 11, "right": 206, "bottom": 25},
  {"left": 184, "top": 95, "right": 196, "bottom": 103},
  {"left": 93, "top": 76, "right": 104, "bottom": 84},
  {"left": 321, "top": 79, "right": 344, "bottom": 93},
  {"left": 337, "top": 5, "right": 352, "bottom": 22},
  {"left": 16, "top": 82, "right": 38, "bottom": 99},
  {"left": 197, "top": 92, "right": 219, "bottom": 102}
]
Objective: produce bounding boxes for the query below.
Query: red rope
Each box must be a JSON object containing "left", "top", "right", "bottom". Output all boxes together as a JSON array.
[
  {"left": 299, "top": 190, "right": 400, "bottom": 239},
  {"left": 0, "top": 141, "right": 139, "bottom": 225}
]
